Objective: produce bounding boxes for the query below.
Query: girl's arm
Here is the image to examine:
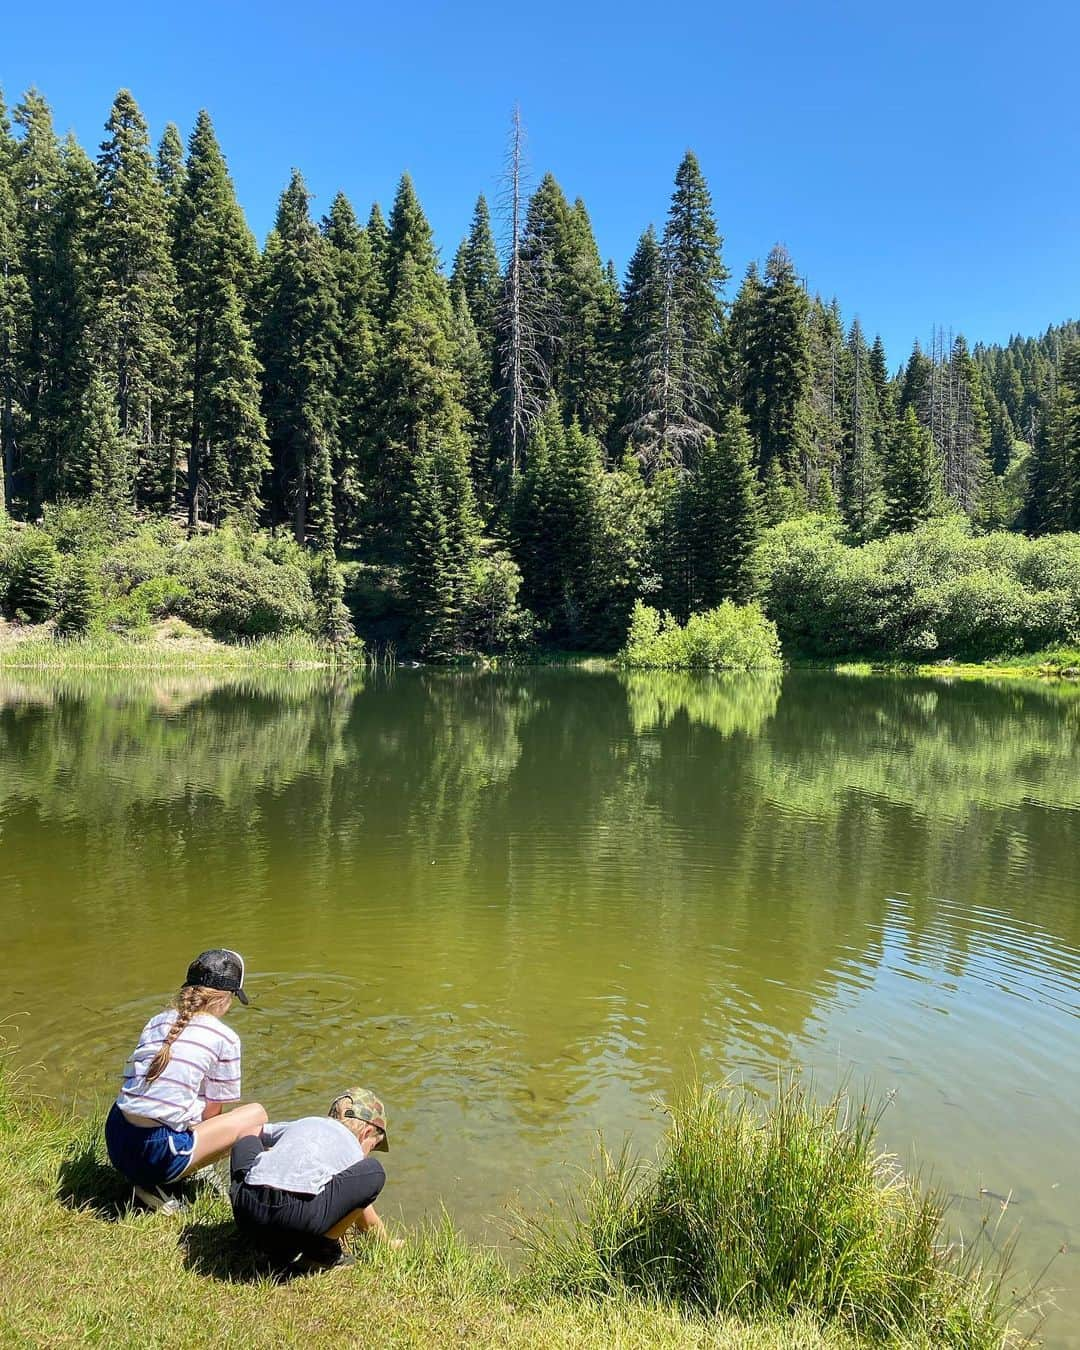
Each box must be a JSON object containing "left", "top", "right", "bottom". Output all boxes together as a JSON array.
[{"left": 201, "top": 1100, "right": 223, "bottom": 1120}]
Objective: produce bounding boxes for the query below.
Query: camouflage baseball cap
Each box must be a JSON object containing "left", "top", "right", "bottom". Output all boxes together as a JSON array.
[{"left": 329, "top": 1087, "right": 389, "bottom": 1151}]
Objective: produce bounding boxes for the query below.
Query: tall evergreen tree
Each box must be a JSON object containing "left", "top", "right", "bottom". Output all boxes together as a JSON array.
[
  {"left": 941, "top": 335, "right": 990, "bottom": 516},
  {"left": 322, "top": 191, "right": 378, "bottom": 541},
  {"left": 451, "top": 194, "right": 500, "bottom": 367},
  {"left": 32, "top": 135, "right": 100, "bottom": 502},
  {"left": 685, "top": 406, "right": 759, "bottom": 609},
  {"left": 373, "top": 174, "right": 465, "bottom": 539},
  {"left": 881, "top": 407, "right": 938, "bottom": 534},
  {"left": 742, "top": 244, "right": 813, "bottom": 487},
  {"left": 403, "top": 426, "right": 480, "bottom": 654},
  {"left": 175, "top": 110, "right": 267, "bottom": 526},
  {"left": 840, "top": 318, "right": 882, "bottom": 539},
  {"left": 156, "top": 122, "right": 186, "bottom": 240},
  {"left": 12, "top": 88, "right": 61, "bottom": 510},
  {"left": 0, "top": 90, "right": 27, "bottom": 515},
  {"left": 1024, "top": 351, "right": 1080, "bottom": 533},
  {"left": 83, "top": 368, "right": 132, "bottom": 516},
  {"left": 657, "top": 150, "right": 727, "bottom": 467},
  {"left": 259, "top": 169, "right": 338, "bottom": 547},
  {"left": 94, "top": 90, "right": 180, "bottom": 505},
  {"left": 619, "top": 224, "right": 666, "bottom": 466}
]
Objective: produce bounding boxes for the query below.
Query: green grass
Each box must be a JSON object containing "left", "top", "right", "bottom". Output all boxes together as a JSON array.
[
  {"left": 0, "top": 1063, "right": 1024, "bottom": 1348},
  {"left": 0, "top": 623, "right": 356, "bottom": 672},
  {"left": 518, "top": 1080, "right": 1022, "bottom": 1349}
]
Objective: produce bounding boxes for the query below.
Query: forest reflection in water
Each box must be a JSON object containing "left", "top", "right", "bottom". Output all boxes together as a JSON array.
[{"left": 1, "top": 666, "right": 1078, "bottom": 1338}]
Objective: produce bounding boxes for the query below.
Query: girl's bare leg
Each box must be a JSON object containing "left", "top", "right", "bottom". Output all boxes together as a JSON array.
[{"left": 177, "top": 1102, "right": 267, "bottom": 1176}]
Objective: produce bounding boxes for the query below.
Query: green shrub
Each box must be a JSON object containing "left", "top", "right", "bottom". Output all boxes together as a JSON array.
[
  {"left": 55, "top": 557, "right": 102, "bottom": 635},
  {"left": 1, "top": 529, "right": 61, "bottom": 622},
  {"left": 460, "top": 551, "right": 536, "bottom": 653},
  {"left": 758, "top": 517, "right": 1080, "bottom": 661},
  {"left": 521, "top": 1080, "right": 1014, "bottom": 1346},
  {"left": 106, "top": 576, "right": 190, "bottom": 633},
  {"left": 619, "top": 599, "right": 781, "bottom": 670},
  {"left": 171, "top": 531, "right": 315, "bottom": 638}
]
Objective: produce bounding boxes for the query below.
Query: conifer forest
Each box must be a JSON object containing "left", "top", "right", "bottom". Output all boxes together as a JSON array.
[{"left": 1, "top": 87, "right": 1079, "bottom": 658}]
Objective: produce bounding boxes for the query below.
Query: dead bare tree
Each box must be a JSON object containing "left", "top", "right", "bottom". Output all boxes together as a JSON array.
[{"left": 495, "top": 107, "right": 547, "bottom": 481}]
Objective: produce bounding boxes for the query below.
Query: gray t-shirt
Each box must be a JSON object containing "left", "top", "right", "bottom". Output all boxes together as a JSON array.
[{"left": 247, "top": 1117, "right": 364, "bottom": 1195}]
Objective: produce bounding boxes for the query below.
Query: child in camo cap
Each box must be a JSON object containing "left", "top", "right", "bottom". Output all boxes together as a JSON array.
[{"left": 230, "top": 1087, "right": 401, "bottom": 1271}]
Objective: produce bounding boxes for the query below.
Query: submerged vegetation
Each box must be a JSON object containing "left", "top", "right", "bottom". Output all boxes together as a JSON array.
[{"left": 0, "top": 1059, "right": 1021, "bottom": 1348}]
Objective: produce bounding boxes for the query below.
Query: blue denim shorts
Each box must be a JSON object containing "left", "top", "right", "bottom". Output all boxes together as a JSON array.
[{"left": 105, "top": 1102, "right": 195, "bottom": 1187}]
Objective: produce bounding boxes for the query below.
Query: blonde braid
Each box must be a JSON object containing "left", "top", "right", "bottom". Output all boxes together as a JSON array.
[{"left": 145, "top": 985, "right": 212, "bottom": 1083}]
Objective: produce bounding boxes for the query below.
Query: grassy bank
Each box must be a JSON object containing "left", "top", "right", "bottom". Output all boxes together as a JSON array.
[
  {"left": 0, "top": 621, "right": 358, "bottom": 672},
  {"left": 824, "top": 647, "right": 1080, "bottom": 682},
  {"left": 0, "top": 1067, "right": 1022, "bottom": 1348}
]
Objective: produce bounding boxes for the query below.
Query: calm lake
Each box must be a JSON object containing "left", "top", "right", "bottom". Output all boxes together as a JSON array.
[{"left": 2, "top": 668, "right": 1078, "bottom": 1343}]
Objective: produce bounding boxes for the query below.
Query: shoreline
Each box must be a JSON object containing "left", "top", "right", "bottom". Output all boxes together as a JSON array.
[{"left": 1, "top": 624, "right": 1078, "bottom": 684}]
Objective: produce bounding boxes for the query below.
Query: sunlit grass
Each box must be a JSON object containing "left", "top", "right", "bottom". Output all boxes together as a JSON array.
[
  {"left": 0, "top": 1057, "right": 1026, "bottom": 1348},
  {"left": 517, "top": 1080, "right": 1022, "bottom": 1348},
  {"left": 0, "top": 626, "right": 351, "bottom": 671}
]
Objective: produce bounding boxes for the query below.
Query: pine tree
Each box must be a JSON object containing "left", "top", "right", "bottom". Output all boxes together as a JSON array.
[
  {"left": 881, "top": 407, "right": 937, "bottom": 534},
  {"left": 658, "top": 150, "right": 727, "bottom": 467},
  {"left": 805, "top": 298, "right": 848, "bottom": 513},
  {"left": 403, "top": 427, "right": 479, "bottom": 654},
  {"left": 941, "top": 335, "right": 990, "bottom": 516},
  {"left": 374, "top": 174, "right": 464, "bottom": 539},
  {"left": 365, "top": 201, "right": 390, "bottom": 319},
  {"left": 840, "top": 318, "right": 882, "bottom": 539},
  {"left": 451, "top": 284, "right": 494, "bottom": 498},
  {"left": 83, "top": 369, "right": 132, "bottom": 516},
  {"left": 619, "top": 225, "right": 667, "bottom": 468},
  {"left": 322, "top": 191, "right": 378, "bottom": 542},
  {"left": 259, "top": 169, "right": 339, "bottom": 548},
  {"left": 868, "top": 334, "right": 896, "bottom": 464},
  {"left": 12, "top": 88, "right": 61, "bottom": 511},
  {"left": 175, "top": 110, "right": 267, "bottom": 526},
  {"left": 56, "top": 554, "right": 101, "bottom": 635},
  {"left": 0, "top": 89, "right": 28, "bottom": 516},
  {"left": 987, "top": 400, "right": 1016, "bottom": 476},
  {"left": 685, "top": 406, "right": 759, "bottom": 609},
  {"left": 33, "top": 135, "right": 100, "bottom": 502},
  {"left": 899, "top": 342, "right": 932, "bottom": 416},
  {"left": 94, "top": 90, "right": 180, "bottom": 505},
  {"left": 760, "top": 456, "right": 802, "bottom": 526},
  {"left": 561, "top": 197, "right": 618, "bottom": 438},
  {"left": 311, "top": 549, "right": 355, "bottom": 648},
  {"left": 156, "top": 122, "right": 186, "bottom": 242},
  {"left": 1024, "top": 349, "right": 1080, "bottom": 534},
  {"left": 511, "top": 402, "right": 606, "bottom": 641},
  {"left": 451, "top": 194, "right": 500, "bottom": 368},
  {"left": 744, "top": 244, "right": 813, "bottom": 487}
]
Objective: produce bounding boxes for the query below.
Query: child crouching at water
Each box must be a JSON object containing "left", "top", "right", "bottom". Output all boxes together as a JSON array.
[
  {"left": 230, "top": 1087, "right": 401, "bottom": 1272},
  {"left": 106, "top": 949, "right": 267, "bottom": 1213}
]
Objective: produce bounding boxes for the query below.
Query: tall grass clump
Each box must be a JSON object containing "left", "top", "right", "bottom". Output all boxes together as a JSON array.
[
  {"left": 520, "top": 1080, "right": 1015, "bottom": 1347},
  {"left": 619, "top": 599, "right": 782, "bottom": 670}
]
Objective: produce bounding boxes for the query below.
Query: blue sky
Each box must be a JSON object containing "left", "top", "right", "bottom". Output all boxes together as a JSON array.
[{"left": 3, "top": 0, "right": 1078, "bottom": 366}]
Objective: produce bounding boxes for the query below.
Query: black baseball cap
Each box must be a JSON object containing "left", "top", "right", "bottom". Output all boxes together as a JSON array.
[{"left": 184, "top": 948, "right": 249, "bottom": 1004}]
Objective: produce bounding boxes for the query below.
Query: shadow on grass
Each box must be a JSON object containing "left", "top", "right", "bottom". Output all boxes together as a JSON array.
[
  {"left": 56, "top": 1134, "right": 136, "bottom": 1222},
  {"left": 179, "top": 1219, "right": 303, "bottom": 1284}
]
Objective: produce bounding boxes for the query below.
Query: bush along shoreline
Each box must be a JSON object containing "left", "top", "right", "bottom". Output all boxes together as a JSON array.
[
  {"left": 3, "top": 505, "right": 1080, "bottom": 676},
  {"left": 0, "top": 1061, "right": 1028, "bottom": 1348}
]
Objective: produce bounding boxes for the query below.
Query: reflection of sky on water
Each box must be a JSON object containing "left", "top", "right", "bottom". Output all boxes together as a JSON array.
[{"left": 1, "top": 668, "right": 1079, "bottom": 1344}]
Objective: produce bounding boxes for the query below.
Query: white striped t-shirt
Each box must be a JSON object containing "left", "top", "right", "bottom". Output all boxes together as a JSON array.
[{"left": 115, "top": 1010, "right": 242, "bottom": 1130}]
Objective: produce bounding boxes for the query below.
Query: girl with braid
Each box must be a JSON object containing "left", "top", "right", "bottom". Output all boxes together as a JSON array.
[{"left": 105, "top": 949, "right": 267, "bottom": 1213}]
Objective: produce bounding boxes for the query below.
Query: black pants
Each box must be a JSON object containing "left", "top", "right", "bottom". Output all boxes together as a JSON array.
[{"left": 230, "top": 1134, "right": 385, "bottom": 1262}]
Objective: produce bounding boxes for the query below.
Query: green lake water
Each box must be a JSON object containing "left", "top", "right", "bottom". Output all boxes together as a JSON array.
[{"left": 2, "top": 667, "right": 1078, "bottom": 1343}]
